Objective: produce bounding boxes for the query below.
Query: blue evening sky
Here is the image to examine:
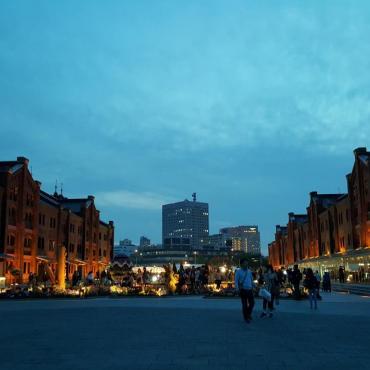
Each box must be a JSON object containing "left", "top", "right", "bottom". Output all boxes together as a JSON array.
[{"left": 1, "top": 1, "right": 370, "bottom": 254}]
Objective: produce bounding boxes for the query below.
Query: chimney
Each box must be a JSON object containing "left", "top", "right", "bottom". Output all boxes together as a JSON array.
[
  {"left": 17, "top": 156, "right": 29, "bottom": 165},
  {"left": 354, "top": 147, "right": 367, "bottom": 156}
]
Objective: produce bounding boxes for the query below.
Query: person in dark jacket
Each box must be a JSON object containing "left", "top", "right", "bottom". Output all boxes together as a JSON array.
[
  {"left": 339, "top": 266, "right": 345, "bottom": 283},
  {"left": 260, "top": 265, "right": 278, "bottom": 318},
  {"left": 322, "top": 272, "right": 331, "bottom": 292},
  {"left": 303, "top": 268, "right": 318, "bottom": 309},
  {"left": 291, "top": 265, "right": 302, "bottom": 299}
]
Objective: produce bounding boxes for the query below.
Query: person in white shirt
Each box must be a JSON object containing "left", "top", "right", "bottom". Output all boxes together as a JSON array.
[{"left": 234, "top": 258, "right": 255, "bottom": 323}]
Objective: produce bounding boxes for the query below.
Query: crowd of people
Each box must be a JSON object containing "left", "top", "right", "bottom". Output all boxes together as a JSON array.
[
  {"left": 16, "top": 260, "right": 357, "bottom": 306},
  {"left": 234, "top": 259, "right": 333, "bottom": 323},
  {"left": 234, "top": 260, "right": 338, "bottom": 323},
  {"left": 175, "top": 264, "right": 235, "bottom": 294},
  {"left": 30, "top": 261, "right": 334, "bottom": 299},
  {"left": 68, "top": 264, "right": 232, "bottom": 294}
]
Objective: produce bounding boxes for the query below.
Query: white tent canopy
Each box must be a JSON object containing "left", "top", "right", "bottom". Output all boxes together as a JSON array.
[{"left": 132, "top": 266, "right": 165, "bottom": 274}]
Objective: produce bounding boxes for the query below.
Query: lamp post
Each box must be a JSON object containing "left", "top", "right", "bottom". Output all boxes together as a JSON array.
[
  {"left": 134, "top": 250, "right": 138, "bottom": 266},
  {"left": 193, "top": 251, "right": 197, "bottom": 265}
]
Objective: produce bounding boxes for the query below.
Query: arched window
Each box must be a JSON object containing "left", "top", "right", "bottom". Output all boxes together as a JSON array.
[{"left": 24, "top": 237, "right": 32, "bottom": 255}]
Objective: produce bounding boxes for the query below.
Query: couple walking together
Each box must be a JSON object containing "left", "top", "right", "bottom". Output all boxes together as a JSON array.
[{"left": 235, "top": 258, "right": 277, "bottom": 323}]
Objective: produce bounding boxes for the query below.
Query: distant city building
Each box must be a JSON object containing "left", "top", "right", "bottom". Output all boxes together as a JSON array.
[
  {"left": 120, "top": 239, "right": 133, "bottom": 246},
  {"left": 139, "top": 236, "right": 151, "bottom": 248},
  {"left": 162, "top": 194, "right": 209, "bottom": 250},
  {"left": 227, "top": 237, "right": 243, "bottom": 251},
  {"left": 137, "top": 247, "right": 229, "bottom": 265},
  {"left": 114, "top": 239, "right": 137, "bottom": 256},
  {"left": 113, "top": 245, "right": 123, "bottom": 256},
  {"left": 200, "top": 233, "right": 226, "bottom": 250},
  {"left": 220, "top": 225, "right": 261, "bottom": 254}
]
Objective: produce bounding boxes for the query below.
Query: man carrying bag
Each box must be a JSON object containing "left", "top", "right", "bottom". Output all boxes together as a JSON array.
[{"left": 235, "top": 258, "right": 255, "bottom": 324}]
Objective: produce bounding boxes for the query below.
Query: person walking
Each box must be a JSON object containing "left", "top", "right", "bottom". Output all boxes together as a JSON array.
[
  {"left": 303, "top": 268, "right": 318, "bottom": 310},
  {"left": 235, "top": 258, "right": 255, "bottom": 323},
  {"left": 260, "top": 265, "right": 278, "bottom": 318}
]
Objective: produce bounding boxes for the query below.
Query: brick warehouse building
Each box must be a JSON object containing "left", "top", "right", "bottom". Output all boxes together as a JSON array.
[
  {"left": 269, "top": 147, "right": 370, "bottom": 282},
  {"left": 0, "top": 157, "right": 114, "bottom": 285}
]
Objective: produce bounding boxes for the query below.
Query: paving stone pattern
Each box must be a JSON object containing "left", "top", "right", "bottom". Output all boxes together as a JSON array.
[{"left": 1, "top": 293, "right": 370, "bottom": 370}]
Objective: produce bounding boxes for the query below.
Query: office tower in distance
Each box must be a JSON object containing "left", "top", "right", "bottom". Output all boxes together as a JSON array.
[
  {"left": 200, "top": 234, "right": 226, "bottom": 250},
  {"left": 162, "top": 193, "right": 209, "bottom": 250},
  {"left": 139, "top": 236, "right": 151, "bottom": 248},
  {"left": 113, "top": 239, "right": 137, "bottom": 256},
  {"left": 220, "top": 225, "right": 261, "bottom": 255}
]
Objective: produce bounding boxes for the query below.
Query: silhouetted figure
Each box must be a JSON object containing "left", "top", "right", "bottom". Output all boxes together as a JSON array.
[
  {"left": 215, "top": 268, "right": 222, "bottom": 290},
  {"left": 235, "top": 258, "right": 255, "bottom": 324},
  {"left": 322, "top": 272, "right": 331, "bottom": 292},
  {"left": 303, "top": 268, "right": 318, "bottom": 310},
  {"left": 291, "top": 264, "right": 302, "bottom": 299},
  {"left": 339, "top": 266, "right": 345, "bottom": 284},
  {"left": 190, "top": 266, "right": 196, "bottom": 293},
  {"left": 72, "top": 270, "right": 79, "bottom": 286},
  {"left": 260, "top": 265, "right": 278, "bottom": 318}
]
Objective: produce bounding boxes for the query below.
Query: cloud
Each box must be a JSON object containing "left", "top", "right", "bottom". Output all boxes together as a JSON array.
[
  {"left": 2, "top": 0, "right": 370, "bottom": 156},
  {"left": 95, "top": 190, "right": 176, "bottom": 211},
  {"left": 1, "top": 1, "right": 370, "bottom": 249}
]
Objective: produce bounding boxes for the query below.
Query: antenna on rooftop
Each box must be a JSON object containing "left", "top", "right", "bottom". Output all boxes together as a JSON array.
[
  {"left": 60, "top": 182, "right": 63, "bottom": 196},
  {"left": 54, "top": 180, "right": 58, "bottom": 196},
  {"left": 192, "top": 192, "right": 197, "bottom": 202}
]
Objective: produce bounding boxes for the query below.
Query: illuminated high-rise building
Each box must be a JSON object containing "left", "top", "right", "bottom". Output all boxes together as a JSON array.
[
  {"left": 220, "top": 225, "right": 261, "bottom": 254},
  {"left": 162, "top": 194, "right": 209, "bottom": 250}
]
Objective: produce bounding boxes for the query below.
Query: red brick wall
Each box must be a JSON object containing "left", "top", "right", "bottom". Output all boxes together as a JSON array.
[{"left": 0, "top": 158, "right": 114, "bottom": 284}]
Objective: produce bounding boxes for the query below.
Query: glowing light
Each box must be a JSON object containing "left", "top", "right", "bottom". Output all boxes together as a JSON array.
[
  {"left": 151, "top": 275, "right": 159, "bottom": 283},
  {"left": 110, "top": 285, "right": 128, "bottom": 295},
  {"left": 0, "top": 277, "right": 6, "bottom": 290},
  {"left": 220, "top": 266, "right": 226, "bottom": 273}
]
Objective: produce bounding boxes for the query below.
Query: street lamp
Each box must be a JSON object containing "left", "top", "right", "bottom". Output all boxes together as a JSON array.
[
  {"left": 134, "top": 250, "right": 138, "bottom": 266},
  {"left": 193, "top": 251, "right": 197, "bottom": 265}
]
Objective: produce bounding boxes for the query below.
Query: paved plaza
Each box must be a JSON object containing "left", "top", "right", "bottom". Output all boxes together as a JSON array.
[{"left": 1, "top": 293, "right": 370, "bottom": 370}]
